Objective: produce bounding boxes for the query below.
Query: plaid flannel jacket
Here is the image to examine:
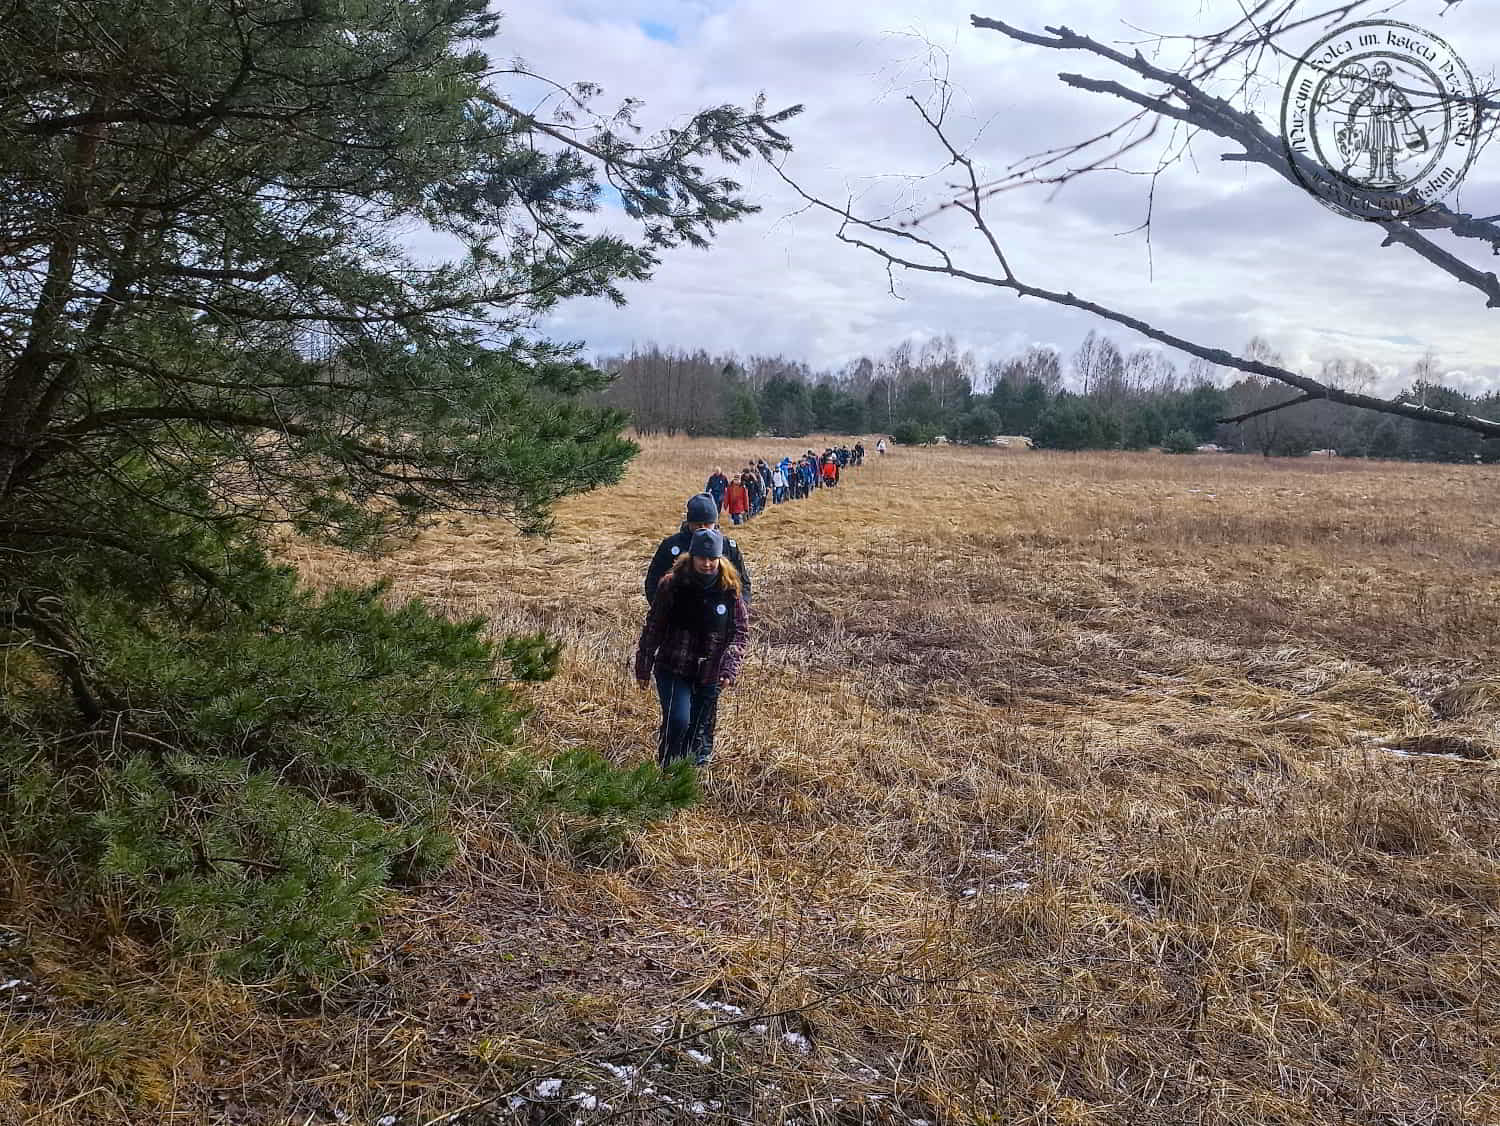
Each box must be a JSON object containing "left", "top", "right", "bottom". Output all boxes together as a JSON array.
[{"left": 635, "top": 578, "right": 749, "bottom": 686}]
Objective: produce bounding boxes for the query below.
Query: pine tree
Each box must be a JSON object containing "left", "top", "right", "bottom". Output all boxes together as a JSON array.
[{"left": 0, "top": 0, "right": 798, "bottom": 975}]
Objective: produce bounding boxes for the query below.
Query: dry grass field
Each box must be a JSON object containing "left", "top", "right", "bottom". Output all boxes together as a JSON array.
[{"left": 7, "top": 437, "right": 1500, "bottom": 1126}]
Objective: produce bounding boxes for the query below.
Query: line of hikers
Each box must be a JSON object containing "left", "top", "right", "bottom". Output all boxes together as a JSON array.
[
  {"left": 705, "top": 443, "right": 867, "bottom": 525},
  {"left": 634, "top": 439, "right": 881, "bottom": 768}
]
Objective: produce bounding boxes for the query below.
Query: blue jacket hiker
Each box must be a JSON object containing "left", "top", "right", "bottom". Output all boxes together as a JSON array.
[
  {"left": 635, "top": 529, "right": 750, "bottom": 767},
  {"left": 705, "top": 467, "right": 730, "bottom": 508}
]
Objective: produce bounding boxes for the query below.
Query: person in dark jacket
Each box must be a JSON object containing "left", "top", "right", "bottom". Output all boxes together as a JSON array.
[
  {"left": 741, "top": 468, "right": 763, "bottom": 517},
  {"left": 705, "top": 466, "right": 729, "bottom": 508},
  {"left": 644, "top": 493, "right": 751, "bottom": 606},
  {"left": 642, "top": 497, "right": 749, "bottom": 769},
  {"left": 636, "top": 529, "right": 749, "bottom": 767}
]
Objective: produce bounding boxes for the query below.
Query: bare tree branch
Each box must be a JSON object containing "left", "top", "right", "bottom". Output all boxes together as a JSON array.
[
  {"left": 1219, "top": 392, "right": 1318, "bottom": 425},
  {"left": 781, "top": 10, "right": 1500, "bottom": 441}
]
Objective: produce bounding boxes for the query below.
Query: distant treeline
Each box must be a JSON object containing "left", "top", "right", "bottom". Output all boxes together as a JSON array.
[{"left": 597, "top": 334, "right": 1500, "bottom": 462}]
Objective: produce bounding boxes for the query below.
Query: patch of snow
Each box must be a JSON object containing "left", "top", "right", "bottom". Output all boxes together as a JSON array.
[
  {"left": 596, "top": 1062, "right": 638, "bottom": 1082},
  {"left": 535, "top": 1078, "right": 564, "bottom": 1099},
  {"left": 749, "top": 1024, "right": 769, "bottom": 1035},
  {"left": 688, "top": 1100, "right": 710, "bottom": 1116},
  {"left": 961, "top": 880, "right": 1030, "bottom": 899},
  {"left": 693, "top": 999, "right": 745, "bottom": 1017},
  {"left": 781, "top": 1030, "right": 812, "bottom": 1052},
  {"left": 376, "top": 1117, "right": 398, "bottom": 1126},
  {"left": 0, "top": 979, "right": 22, "bottom": 991},
  {"left": 572, "top": 1094, "right": 599, "bottom": 1111},
  {"left": 684, "top": 1049, "right": 713, "bottom": 1065},
  {"left": 1381, "top": 747, "right": 1480, "bottom": 763}
]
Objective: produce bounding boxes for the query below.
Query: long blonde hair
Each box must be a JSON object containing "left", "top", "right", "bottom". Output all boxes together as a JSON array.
[{"left": 668, "top": 553, "right": 742, "bottom": 598}]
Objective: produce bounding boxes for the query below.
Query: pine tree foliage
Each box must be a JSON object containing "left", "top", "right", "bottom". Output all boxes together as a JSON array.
[
  {"left": 0, "top": 1, "right": 793, "bottom": 975},
  {"left": 503, "top": 749, "right": 698, "bottom": 867},
  {"left": 1161, "top": 429, "right": 1199, "bottom": 455},
  {"left": 0, "top": 0, "right": 799, "bottom": 544},
  {"left": 0, "top": 552, "right": 693, "bottom": 977}
]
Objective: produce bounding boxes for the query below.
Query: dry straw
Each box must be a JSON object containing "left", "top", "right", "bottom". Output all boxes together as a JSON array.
[{"left": 6, "top": 438, "right": 1498, "bottom": 1125}]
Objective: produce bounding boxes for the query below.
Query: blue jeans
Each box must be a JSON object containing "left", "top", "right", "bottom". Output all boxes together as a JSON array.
[{"left": 655, "top": 669, "right": 721, "bottom": 766}]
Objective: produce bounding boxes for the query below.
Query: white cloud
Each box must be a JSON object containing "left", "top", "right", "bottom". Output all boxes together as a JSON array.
[{"left": 494, "top": 1, "right": 1500, "bottom": 393}]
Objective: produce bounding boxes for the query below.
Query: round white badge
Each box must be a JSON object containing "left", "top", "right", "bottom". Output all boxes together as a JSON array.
[
  {"left": 670, "top": 546, "right": 681, "bottom": 555},
  {"left": 715, "top": 604, "right": 726, "bottom": 615}
]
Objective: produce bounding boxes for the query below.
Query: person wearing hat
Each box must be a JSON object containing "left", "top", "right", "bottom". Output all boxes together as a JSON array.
[
  {"left": 643, "top": 493, "right": 751, "bottom": 607},
  {"left": 635, "top": 528, "right": 750, "bottom": 767},
  {"left": 724, "top": 474, "right": 750, "bottom": 525},
  {"left": 704, "top": 466, "right": 730, "bottom": 509},
  {"left": 642, "top": 496, "right": 750, "bottom": 767},
  {"left": 739, "top": 467, "right": 762, "bottom": 519}
]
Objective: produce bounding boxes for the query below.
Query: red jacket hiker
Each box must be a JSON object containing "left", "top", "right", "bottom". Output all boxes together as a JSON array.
[{"left": 724, "top": 479, "right": 749, "bottom": 517}]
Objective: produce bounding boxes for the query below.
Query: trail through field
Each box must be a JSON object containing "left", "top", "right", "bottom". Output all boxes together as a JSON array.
[{"left": 277, "top": 440, "right": 1500, "bottom": 1126}]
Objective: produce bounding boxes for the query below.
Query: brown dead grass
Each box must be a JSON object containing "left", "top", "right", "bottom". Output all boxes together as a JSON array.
[{"left": 5, "top": 439, "right": 1499, "bottom": 1125}]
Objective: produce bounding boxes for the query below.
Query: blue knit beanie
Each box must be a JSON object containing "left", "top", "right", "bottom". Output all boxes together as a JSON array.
[
  {"left": 689, "top": 528, "right": 724, "bottom": 559},
  {"left": 685, "top": 493, "right": 718, "bottom": 524}
]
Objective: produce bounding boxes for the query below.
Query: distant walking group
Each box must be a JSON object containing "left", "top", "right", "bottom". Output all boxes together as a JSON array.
[
  {"left": 633, "top": 439, "right": 878, "bottom": 768},
  {"left": 704, "top": 443, "right": 865, "bottom": 526}
]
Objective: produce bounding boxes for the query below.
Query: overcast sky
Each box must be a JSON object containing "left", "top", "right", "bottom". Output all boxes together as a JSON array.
[{"left": 492, "top": 1, "right": 1500, "bottom": 395}]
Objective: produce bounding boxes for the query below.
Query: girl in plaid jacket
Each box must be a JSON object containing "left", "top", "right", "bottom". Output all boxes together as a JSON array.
[{"left": 635, "top": 529, "right": 749, "bottom": 767}]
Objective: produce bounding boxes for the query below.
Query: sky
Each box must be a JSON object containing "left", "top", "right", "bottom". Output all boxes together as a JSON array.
[{"left": 488, "top": 0, "right": 1500, "bottom": 395}]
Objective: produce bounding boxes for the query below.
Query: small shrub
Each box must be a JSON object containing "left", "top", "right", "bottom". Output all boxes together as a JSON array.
[
  {"left": 0, "top": 557, "right": 691, "bottom": 978},
  {"left": 1161, "top": 429, "right": 1199, "bottom": 454},
  {"left": 502, "top": 749, "right": 698, "bottom": 866},
  {"left": 891, "top": 419, "right": 937, "bottom": 446},
  {"left": 954, "top": 407, "right": 1002, "bottom": 445}
]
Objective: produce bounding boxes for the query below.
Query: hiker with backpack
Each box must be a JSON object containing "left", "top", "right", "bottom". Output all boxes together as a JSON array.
[
  {"left": 770, "top": 461, "right": 788, "bottom": 504},
  {"left": 644, "top": 493, "right": 751, "bottom": 607},
  {"left": 742, "top": 467, "right": 763, "bottom": 518},
  {"left": 635, "top": 529, "right": 749, "bottom": 767}
]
